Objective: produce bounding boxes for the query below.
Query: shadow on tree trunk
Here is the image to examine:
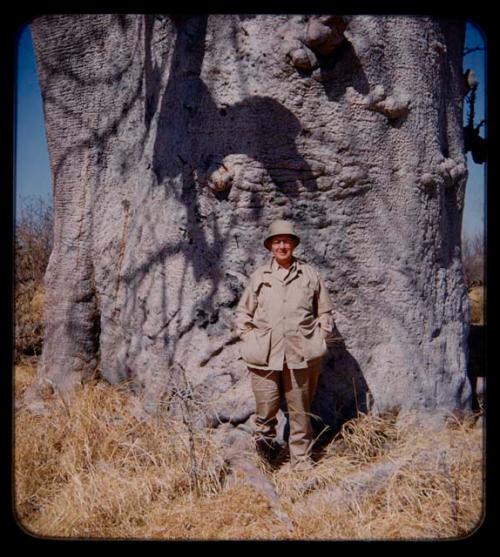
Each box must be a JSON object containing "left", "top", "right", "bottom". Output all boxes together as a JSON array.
[{"left": 310, "top": 324, "right": 371, "bottom": 447}]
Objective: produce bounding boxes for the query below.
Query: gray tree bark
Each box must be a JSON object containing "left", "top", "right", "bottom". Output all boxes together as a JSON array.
[{"left": 31, "top": 14, "right": 472, "bottom": 431}]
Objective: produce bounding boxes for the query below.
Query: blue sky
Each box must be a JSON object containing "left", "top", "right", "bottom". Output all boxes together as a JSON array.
[
  {"left": 15, "top": 24, "right": 52, "bottom": 208},
  {"left": 461, "top": 21, "right": 486, "bottom": 240},
  {"left": 14, "top": 20, "right": 486, "bottom": 239}
]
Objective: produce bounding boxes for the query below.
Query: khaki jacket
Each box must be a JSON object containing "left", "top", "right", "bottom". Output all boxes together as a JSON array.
[{"left": 235, "top": 257, "right": 334, "bottom": 370}]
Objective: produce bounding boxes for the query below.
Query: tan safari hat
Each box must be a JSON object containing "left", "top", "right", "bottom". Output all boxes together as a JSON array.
[{"left": 264, "top": 219, "right": 301, "bottom": 250}]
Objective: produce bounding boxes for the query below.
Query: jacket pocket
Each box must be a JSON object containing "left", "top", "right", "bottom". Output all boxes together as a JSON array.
[
  {"left": 240, "top": 328, "right": 272, "bottom": 367},
  {"left": 299, "top": 323, "right": 327, "bottom": 361}
]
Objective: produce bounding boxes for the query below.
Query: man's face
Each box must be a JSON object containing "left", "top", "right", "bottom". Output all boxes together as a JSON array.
[{"left": 270, "top": 235, "right": 296, "bottom": 266}]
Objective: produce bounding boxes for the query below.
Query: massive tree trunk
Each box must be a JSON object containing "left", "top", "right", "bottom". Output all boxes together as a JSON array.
[{"left": 31, "top": 14, "right": 471, "bottom": 431}]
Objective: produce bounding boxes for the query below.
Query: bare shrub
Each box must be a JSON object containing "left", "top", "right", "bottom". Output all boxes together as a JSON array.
[
  {"left": 462, "top": 231, "right": 485, "bottom": 289},
  {"left": 15, "top": 196, "right": 53, "bottom": 359}
]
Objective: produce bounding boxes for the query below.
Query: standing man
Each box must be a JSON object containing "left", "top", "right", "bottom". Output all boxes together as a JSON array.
[{"left": 235, "top": 219, "right": 335, "bottom": 471}]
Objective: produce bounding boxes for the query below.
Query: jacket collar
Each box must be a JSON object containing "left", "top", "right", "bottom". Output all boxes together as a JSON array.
[{"left": 264, "top": 256, "right": 302, "bottom": 280}]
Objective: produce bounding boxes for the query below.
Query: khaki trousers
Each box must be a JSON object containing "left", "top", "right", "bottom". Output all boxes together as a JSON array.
[{"left": 249, "top": 359, "right": 321, "bottom": 465}]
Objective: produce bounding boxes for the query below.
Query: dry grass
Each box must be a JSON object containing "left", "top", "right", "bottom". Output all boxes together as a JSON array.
[
  {"left": 469, "top": 286, "right": 484, "bottom": 325},
  {"left": 272, "top": 412, "right": 484, "bottom": 540},
  {"left": 14, "top": 360, "right": 484, "bottom": 541}
]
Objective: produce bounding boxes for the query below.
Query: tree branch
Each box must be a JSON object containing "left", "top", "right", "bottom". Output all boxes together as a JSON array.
[{"left": 464, "top": 46, "right": 485, "bottom": 56}]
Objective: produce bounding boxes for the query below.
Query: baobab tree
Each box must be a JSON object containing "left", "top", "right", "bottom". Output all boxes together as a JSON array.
[{"left": 30, "top": 14, "right": 472, "bottom": 433}]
